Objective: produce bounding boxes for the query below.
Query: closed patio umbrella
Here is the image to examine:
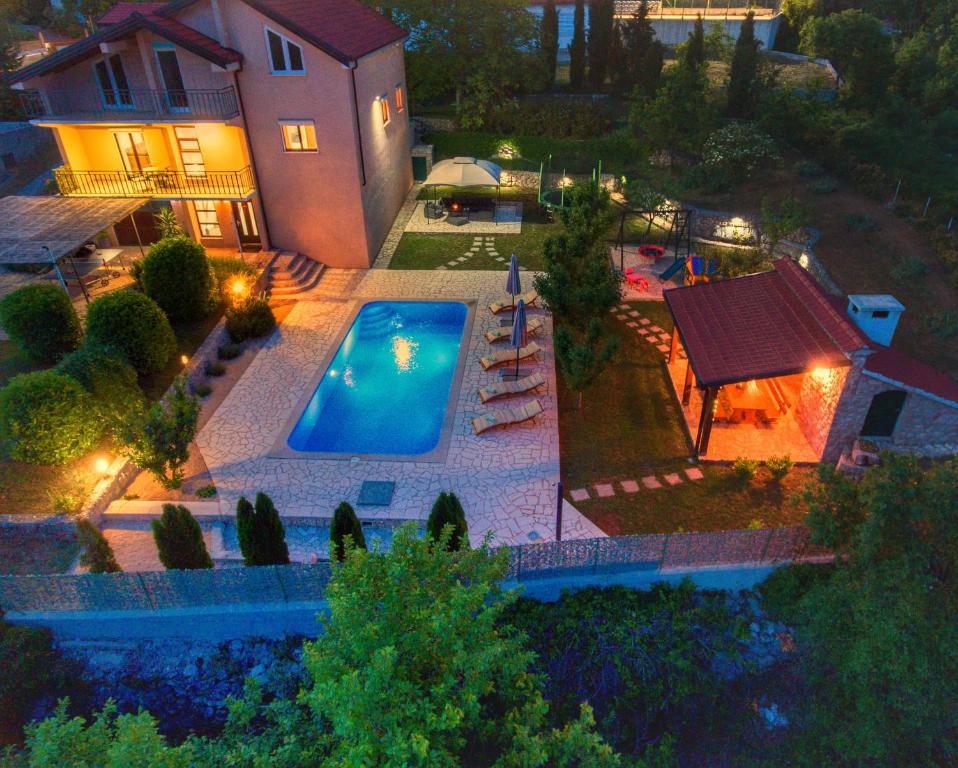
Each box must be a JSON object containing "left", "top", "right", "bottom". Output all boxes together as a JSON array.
[
  {"left": 510, "top": 298, "right": 528, "bottom": 380},
  {"left": 506, "top": 252, "right": 521, "bottom": 322}
]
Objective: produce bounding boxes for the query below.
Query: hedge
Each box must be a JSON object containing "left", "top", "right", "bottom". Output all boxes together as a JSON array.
[
  {"left": 0, "top": 370, "right": 102, "bottom": 464},
  {"left": 140, "top": 236, "right": 218, "bottom": 321},
  {"left": 225, "top": 296, "right": 276, "bottom": 342},
  {"left": 0, "top": 284, "right": 82, "bottom": 364},
  {"left": 56, "top": 345, "right": 143, "bottom": 427},
  {"left": 85, "top": 291, "right": 176, "bottom": 375}
]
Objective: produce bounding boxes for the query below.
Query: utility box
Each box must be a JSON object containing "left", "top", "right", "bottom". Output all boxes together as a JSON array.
[{"left": 847, "top": 294, "right": 905, "bottom": 347}]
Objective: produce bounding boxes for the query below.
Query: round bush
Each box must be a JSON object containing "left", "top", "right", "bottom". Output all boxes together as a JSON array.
[
  {"left": 56, "top": 345, "right": 143, "bottom": 426},
  {"left": 0, "top": 370, "right": 102, "bottom": 464},
  {"left": 0, "top": 284, "right": 81, "bottom": 364},
  {"left": 85, "top": 291, "right": 176, "bottom": 375},
  {"left": 140, "top": 236, "right": 218, "bottom": 321},
  {"left": 225, "top": 297, "right": 276, "bottom": 342}
]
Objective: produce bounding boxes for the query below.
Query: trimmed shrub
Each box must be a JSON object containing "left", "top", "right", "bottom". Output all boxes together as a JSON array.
[
  {"left": 85, "top": 291, "right": 176, "bottom": 375},
  {"left": 205, "top": 361, "right": 226, "bottom": 377},
  {"left": 766, "top": 455, "right": 794, "bottom": 481},
  {"left": 732, "top": 456, "right": 759, "bottom": 481},
  {"left": 76, "top": 519, "right": 120, "bottom": 573},
  {"left": 195, "top": 383, "right": 212, "bottom": 398},
  {"left": 0, "top": 371, "right": 102, "bottom": 464},
  {"left": 56, "top": 345, "right": 143, "bottom": 429},
  {"left": 217, "top": 343, "right": 241, "bottom": 360},
  {"left": 0, "top": 284, "right": 82, "bottom": 364},
  {"left": 209, "top": 256, "right": 257, "bottom": 302},
  {"left": 330, "top": 501, "right": 366, "bottom": 562},
  {"left": 151, "top": 503, "right": 213, "bottom": 569},
  {"left": 225, "top": 296, "right": 276, "bottom": 342},
  {"left": 235, "top": 493, "right": 290, "bottom": 566},
  {"left": 140, "top": 236, "right": 218, "bottom": 321},
  {"left": 427, "top": 491, "right": 468, "bottom": 551}
]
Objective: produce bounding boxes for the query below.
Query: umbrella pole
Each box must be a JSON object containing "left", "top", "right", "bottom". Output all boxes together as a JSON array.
[{"left": 515, "top": 347, "right": 520, "bottom": 379}]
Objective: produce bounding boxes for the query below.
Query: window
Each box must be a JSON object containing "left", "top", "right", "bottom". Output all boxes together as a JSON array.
[
  {"left": 265, "top": 28, "right": 304, "bottom": 74},
  {"left": 94, "top": 55, "right": 133, "bottom": 108},
  {"left": 154, "top": 44, "right": 188, "bottom": 111},
  {"left": 194, "top": 201, "right": 222, "bottom": 238},
  {"left": 114, "top": 131, "right": 151, "bottom": 173},
  {"left": 280, "top": 120, "right": 317, "bottom": 152},
  {"left": 872, "top": 310, "right": 890, "bottom": 319},
  {"left": 174, "top": 126, "right": 205, "bottom": 176},
  {"left": 379, "top": 95, "right": 390, "bottom": 126},
  {"left": 394, "top": 85, "right": 404, "bottom": 112}
]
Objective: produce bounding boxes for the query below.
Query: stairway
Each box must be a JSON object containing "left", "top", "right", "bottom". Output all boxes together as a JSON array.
[{"left": 267, "top": 251, "right": 325, "bottom": 297}]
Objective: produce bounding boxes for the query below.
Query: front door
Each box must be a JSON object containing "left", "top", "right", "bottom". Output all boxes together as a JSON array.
[
  {"left": 860, "top": 390, "right": 907, "bottom": 437},
  {"left": 231, "top": 201, "right": 261, "bottom": 250}
]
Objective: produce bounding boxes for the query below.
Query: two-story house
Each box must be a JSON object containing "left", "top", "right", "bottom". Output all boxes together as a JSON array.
[{"left": 6, "top": 0, "right": 412, "bottom": 269}]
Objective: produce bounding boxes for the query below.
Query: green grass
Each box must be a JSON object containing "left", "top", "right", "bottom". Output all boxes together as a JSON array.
[
  {"left": 0, "top": 531, "right": 78, "bottom": 575},
  {"left": 558, "top": 301, "right": 814, "bottom": 535}
]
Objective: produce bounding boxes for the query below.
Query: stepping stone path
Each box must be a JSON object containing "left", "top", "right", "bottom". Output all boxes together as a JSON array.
[
  {"left": 611, "top": 302, "right": 686, "bottom": 362},
  {"left": 663, "top": 473, "right": 683, "bottom": 486},
  {"left": 594, "top": 483, "right": 615, "bottom": 498},
  {"left": 437, "top": 236, "right": 504, "bottom": 269}
]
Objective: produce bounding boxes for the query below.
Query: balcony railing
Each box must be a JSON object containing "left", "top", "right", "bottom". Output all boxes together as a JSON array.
[
  {"left": 54, "top": 166, "right": 255, "bottom": 199},
  {"left": 20, "top": 87, "right": 240, "bottom": 121}
]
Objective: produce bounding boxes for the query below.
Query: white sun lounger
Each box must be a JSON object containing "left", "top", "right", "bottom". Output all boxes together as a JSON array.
[
  {"left": 478, "top": 372, "right": 546, "bottom": 403},
  {"left": 472, "top": 399, "right": 544, "bottom": 435},
  {"left": 485, "top": 317, "right": 544, "bottom": 343},
  {"left": 489, "top": 289, "right": 539, "bottom": 315},
  {"left": 479, "top": 342, "right": 540, "bottom": 370}
]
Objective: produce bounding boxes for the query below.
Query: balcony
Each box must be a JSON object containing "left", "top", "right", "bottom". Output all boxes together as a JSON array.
[
  {"left": 54, "top": 166, "right": 255, "bottom": 200},
  {"left": 20, "top": 87, "right": 240, "bottom": 122}
]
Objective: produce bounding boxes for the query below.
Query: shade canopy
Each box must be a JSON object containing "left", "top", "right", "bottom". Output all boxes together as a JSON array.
[
  {"left": 423, "top": 157, "right": 501, "bottom": 188},
  {"left": 0, "top": 196, "right": 148, "bottom": 265}
]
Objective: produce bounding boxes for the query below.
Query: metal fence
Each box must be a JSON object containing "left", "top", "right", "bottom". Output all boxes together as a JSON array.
[{"left": 0, "top": 527, "right": 826, "bottom": 615}]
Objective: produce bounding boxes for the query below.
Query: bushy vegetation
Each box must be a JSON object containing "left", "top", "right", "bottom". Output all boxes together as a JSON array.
[
  {"left": 85, "top": 291, "right": 176, "bottom": 375},
  {"left": 0, "top": 284, "right": 81, "bottom": 364},
  {"left": 140, "top": 236, "right": 218, "bottom": 322},
  {"left": 56, "top": 345, "right": 143, "bottom": 432},
  {"left": 483, "top": 96, "right": 612, "bottom": 138},
  {"left": 0, "top": 370, "right": 102, "bottom": 463},
  {"left": 225, "top": 296, "right": 276, "bottom": 343},
  {"left": 692, "top": 121, "right": 780, "bottom": 190},
  {"left": 235, "top": 493, "right": 290, "bottom": 567},
  {"left": 426, "top": 491, "right": 468, "bottom": 551},
  {"left": 329, "top": 501, "right": 366, "bottom": 562},
  {"left": 75, "top": 519, "right": 120, "bottom": 573},
  {"left": 151, "top": 503, "right": 212, "bottom": 570}
]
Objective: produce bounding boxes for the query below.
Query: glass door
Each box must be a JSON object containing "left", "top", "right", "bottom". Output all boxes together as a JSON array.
[
  {"left": 114, "top": 131, "right": 151, "bottom": 173},
  {"left": 231, "top": 201, "right": 260, "bottom": 248},
  {"left": 94, "top": 55, "right": 133, "bottom": 109},
  {"left": 154, "top": 45, "right": 189, "bottom": 113}
]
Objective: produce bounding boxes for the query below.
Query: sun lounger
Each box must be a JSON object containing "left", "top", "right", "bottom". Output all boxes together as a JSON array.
[
  {"left": 485, "top": 317, "right": 544, "bottom": 343},
  {"left": 489, "top": 289, "right": 538, "bottom": 315},
  {"left": 478, "top": 372, "right": 545, "bottom": 403},
  {"left": 472, "top": 399, "right": 544, "bottom": 435},
  {"left": 479, "top": 342, "right": 540, "bottom": 370}
]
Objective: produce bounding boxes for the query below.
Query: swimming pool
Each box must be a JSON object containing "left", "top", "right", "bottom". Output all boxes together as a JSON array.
[{"left": 287, "top": 301, "right": 470, "bottom": 456}]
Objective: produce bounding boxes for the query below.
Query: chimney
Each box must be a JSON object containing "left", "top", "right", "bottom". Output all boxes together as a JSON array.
[{"left": 846, "top": 294, "right": 905, "bottom": 347}]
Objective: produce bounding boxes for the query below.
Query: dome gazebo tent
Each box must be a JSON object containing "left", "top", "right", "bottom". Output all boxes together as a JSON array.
[{"left": 422, "top": 157, "right": 503, "bottom": 218}]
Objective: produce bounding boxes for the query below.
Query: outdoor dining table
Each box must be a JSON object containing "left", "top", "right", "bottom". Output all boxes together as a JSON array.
[{"left": 724, "top": 380, "right": 777, "bottom": 422}]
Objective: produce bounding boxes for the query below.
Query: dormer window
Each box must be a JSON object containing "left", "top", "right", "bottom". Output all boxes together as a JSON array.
[{"left": 265, "top": 28, "right": 304, "bottom": 74}]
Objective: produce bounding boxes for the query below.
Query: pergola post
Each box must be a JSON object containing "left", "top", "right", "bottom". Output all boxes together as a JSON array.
[
  {"left": 668, "top": 326, "right": 680, "bottom": 364},
  {"left": 128, "top": 212, "right": 145, "bottom": 263},
  {"left": 682, "top": 361, "right": 694, "bottom": 405},
  {"left": 694, "top": 387, "right": 717, "bottom": 456}
]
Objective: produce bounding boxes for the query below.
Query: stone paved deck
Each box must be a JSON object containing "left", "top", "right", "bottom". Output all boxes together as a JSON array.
[
  {"left": 196, "top": 269, "right": 605, "bottom": 548},
  {"left": 404, "top": 201, "right": 522, "bottom": 234}
]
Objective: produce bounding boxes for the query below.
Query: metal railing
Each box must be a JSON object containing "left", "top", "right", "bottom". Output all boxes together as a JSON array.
[
  {"left": 20, "top": 87, "right": 240, "bottom": 121},
  {"left": 54, "top": 165, "right": 255, "bottom": 199}
]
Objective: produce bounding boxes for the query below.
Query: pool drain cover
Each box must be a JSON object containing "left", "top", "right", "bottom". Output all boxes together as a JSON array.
[{"left": 357, "top": 481, "right": 396, "bottom": 506}]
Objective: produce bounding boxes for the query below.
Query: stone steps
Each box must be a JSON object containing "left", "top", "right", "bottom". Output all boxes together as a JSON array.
[{"left": 267, "top": 251, "right": 325, "bottom": 296}]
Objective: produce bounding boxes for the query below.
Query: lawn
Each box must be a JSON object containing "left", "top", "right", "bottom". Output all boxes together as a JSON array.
[
  {"left": 558, "top": 301, "right": 815, "bottom": 535},
  {"left": 0, "top": 530, "right": 78, "bottom": 575}
]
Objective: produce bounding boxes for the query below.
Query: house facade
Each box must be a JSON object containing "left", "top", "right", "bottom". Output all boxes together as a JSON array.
[{"left": 6, "top": 0, "right": 412, "bottom": 268}]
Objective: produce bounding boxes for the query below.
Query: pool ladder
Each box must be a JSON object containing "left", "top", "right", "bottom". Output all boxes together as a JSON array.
[{"left": 357, "top": 305, "right": 396, "bottom": 340}]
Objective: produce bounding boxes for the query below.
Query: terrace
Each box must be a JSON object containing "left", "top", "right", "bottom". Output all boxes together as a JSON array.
[
  {"left": 19, "top": 86, "right": 240, "bottom": 123},
  {"left": 53, "top": 165, "right": 255, "bottom": 200}
]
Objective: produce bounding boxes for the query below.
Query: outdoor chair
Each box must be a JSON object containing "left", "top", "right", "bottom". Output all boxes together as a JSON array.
[
  {"left": 625, "top": 268, "right": 649, "bottom": 292},
  {"left": 489, "top": 289, "right": 538, "bottom": 314},
  {"left": 472, "top": 399, "right": 544, "bottom": 435},
  {"left": 478, "top": 371, "right": 546, "bottom": 403},
  {"left": 479, "top": 341, "right": 541, "bottom": 370},
  {"left": 485, "top": 317, "right": 543, "bottom": 343}
]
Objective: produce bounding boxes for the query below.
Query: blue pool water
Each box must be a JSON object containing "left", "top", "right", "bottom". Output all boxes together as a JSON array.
[{"left": 288, "top": 301, "right": 468, "bottom": 455}]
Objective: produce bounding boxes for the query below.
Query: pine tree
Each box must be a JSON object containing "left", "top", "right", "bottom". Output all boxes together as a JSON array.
[
  {"left": 541, "top": 0, "right": 559, "bottom": 89},
  {"left": 427, "top": 492, "right": 469, "bottom": 551},
  {"left": 236, "top": 493, "right": 290, "bottom": 566},
  {"left": 681, "top": 15, "right": 706, "bottom": 70},
  {"left": 329, "top": 502, "right": 366, "bottom": 562},
  {"left": 727, "top": 11, "right": 762, "bottom": 117},
  {"left": 0, "top": 23, "right": 22, "bottom": 121},
  {"left": 587, "top": 0, "right": 614, "bottom": 92},
  {"left": 615, "top": 1, "right": 663, "bottom": 98},
  {"left": 568, "top": 0, "right": 586, "bottom": 90},
  {"left": 76, "top": 519, "right": 121, "bottom": 573},
  {"left": 152, "top": 504, "right": 213, "bottom": 570}
]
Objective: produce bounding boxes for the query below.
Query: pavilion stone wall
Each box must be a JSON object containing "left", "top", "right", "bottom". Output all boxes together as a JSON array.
[{"left": 795, "top": 365, "right": 849, "bottom": 459}]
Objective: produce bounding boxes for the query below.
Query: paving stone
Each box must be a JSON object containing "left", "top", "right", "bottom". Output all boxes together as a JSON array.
[
  {"left": 656, "top": 343, "right": 669, "bottom": 352},
  {"left": 663, "top": 473, "right": 682, "bottom": 485},
  {"left": 495, "top": 257, "right": 505, "bottom": 262},
  {"left": 447, "top": 260, "right": 459, "bottom": 266},
  {"left": 650, "top": 325, "right": 663, "bottom": 333},
  {"left": 627, "top": 321, "right": 639, "bottom": 328},
  {"left": 594, "top": 483, "right": 615, "bottom": 498},
  {"left": 570, "top": 488, "right": 590, "bottom": 502},
  {"left": 645, "top": 335, "right": 658, "bottom": 343},
  {"left": 638, "top": 328, "right": 649, "bottom": 335},
  {"left": 456, "top": 257, "right": 468, "bottom": 262},
  {"left": 659, "top": 333, "right": 672, "bottom": 341},
  {"left": 615, "top": 313, "right": 629, "bottom": 320},
  {"left": 639, "top": 318, "right": 651, "bottom": 325},
  {"left": 618, "top": 304, "right": 629, "bottom": 310},
  {"left": 684, "top": 467, "right": 704, "bottom": 481},
  {"left": 435, "top": 266, "right": 448, "bottom": 270},
  {"left": 488, "top": 251, "right": 499, "bottom": 256},
  {"left": 642, "top": 476, "right": 662, "bottom": 489},
  {"left": 620, "top": 479, "right": 639, "bottom": 493}
]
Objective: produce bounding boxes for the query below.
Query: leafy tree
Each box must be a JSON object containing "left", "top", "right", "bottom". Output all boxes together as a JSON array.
[
  {"left": 426, "top": 491, "right": 468, "bottom": 550},
  {"left": 727, "top": 11, "right": 763, "bottom": 118},
  {"left": 624, "top": 178, "right": 666, "bottom": 238},
  {"left": 569, "top": 0, "right": 586, "bottom": 90},
  {"left": 695, "top": 121, "right": 780, "bottom": 189},
  {"left": 703, "top": 20, "right": 734, "bottom": 62},
  {"left": 614, "top": 1, "right": 664, "bottom": 98},
  {"left": 117, "top": 376, "right": 199, "bottom": 489},
  {"left": 587, "top": 0, "right": 614, "bottom": 91},
  {"left": 85, "top": 290, "right": 176, "bottom": 375},
  {"left": 300, "top": 524, "right": 623, "bottom": 765},
  {"left": 329, "top": 501, "right": 366, "bottom": 562},
  {"left": 152, "top": 503, "right": 213, "bottom": 570},
  {"left": 555, "top": 317, "right": 619, "bottom": 409},
  {"left": 637, "top": 60, "right": 714, "bottom": 163},
  {"left": 0, "top": 284, "right": 82, "bottom": 364},
  {"left": 236, "top": 493, "right": 290, "bottom": 566},
  {"left": 540, "top": 0, "right": 559, "bottom": 88},
  {"left": 679, "top": 15, "right": 706, "bottom": 70},
  {"left": 76, "top": 519, "right": 121, "bottom": 573},
  {"left": 141, "top": 236, "right": 218, "bottom": 322},
  {"left": 760, "top": 194, "right": 807, "bottom": 256}
]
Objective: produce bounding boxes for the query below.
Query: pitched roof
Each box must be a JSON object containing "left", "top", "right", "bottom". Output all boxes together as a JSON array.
[
  {"left": 97, "top": 2, "right": 166, "bottom": 24},
  {"left": 864, "top": 347, "right": 958, "bottom": 407},
  {"left": 664, "top": 260, "right": 860, "bottom": 388}
]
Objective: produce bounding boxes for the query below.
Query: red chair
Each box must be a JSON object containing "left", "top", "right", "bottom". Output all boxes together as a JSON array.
[{"left": 625, "top": 268, "right": 649, "bottom": 292}]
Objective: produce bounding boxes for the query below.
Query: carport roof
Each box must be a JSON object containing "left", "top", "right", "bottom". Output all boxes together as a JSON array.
[{"left": 0, "top": 196, "right": 147, "bottom": 264}]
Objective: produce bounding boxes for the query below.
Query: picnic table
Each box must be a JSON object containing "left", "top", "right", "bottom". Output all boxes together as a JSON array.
[{"left": 722, "top": 380, "right": 777, "bottom": 423}]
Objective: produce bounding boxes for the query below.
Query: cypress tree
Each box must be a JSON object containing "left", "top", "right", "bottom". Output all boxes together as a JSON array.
[
  {"left": 587, "top": 0, "right": 614, "bottom": 91},
  {"left": 329, "top": 501, "right": 367, "bottom": 562},
  {"left": 569, "top": 0, "right": 586, "bottom": 90},
  {"left": 728, "top": 11, "right": 762, "bottom": 117},
  {"left": 236, "top": 493, "right": 290, "bottom": 566},
  {"left": 616, "top": 1, "right": 663, "bottom": 98},
  {"left": 427, "top": 492, "right": 469, "bottom": 551},
  {"left": 541, "top": 0, "right": 559, "bottom": 89},
  {"left": 76, "top": 519, "right": 121, "bottom": 573},
  {"left": 152, "top": 504, "right": 213, "bottom": 570},
  {"left": 681, "top": 15, "right": 706, "bottom": 70}
]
